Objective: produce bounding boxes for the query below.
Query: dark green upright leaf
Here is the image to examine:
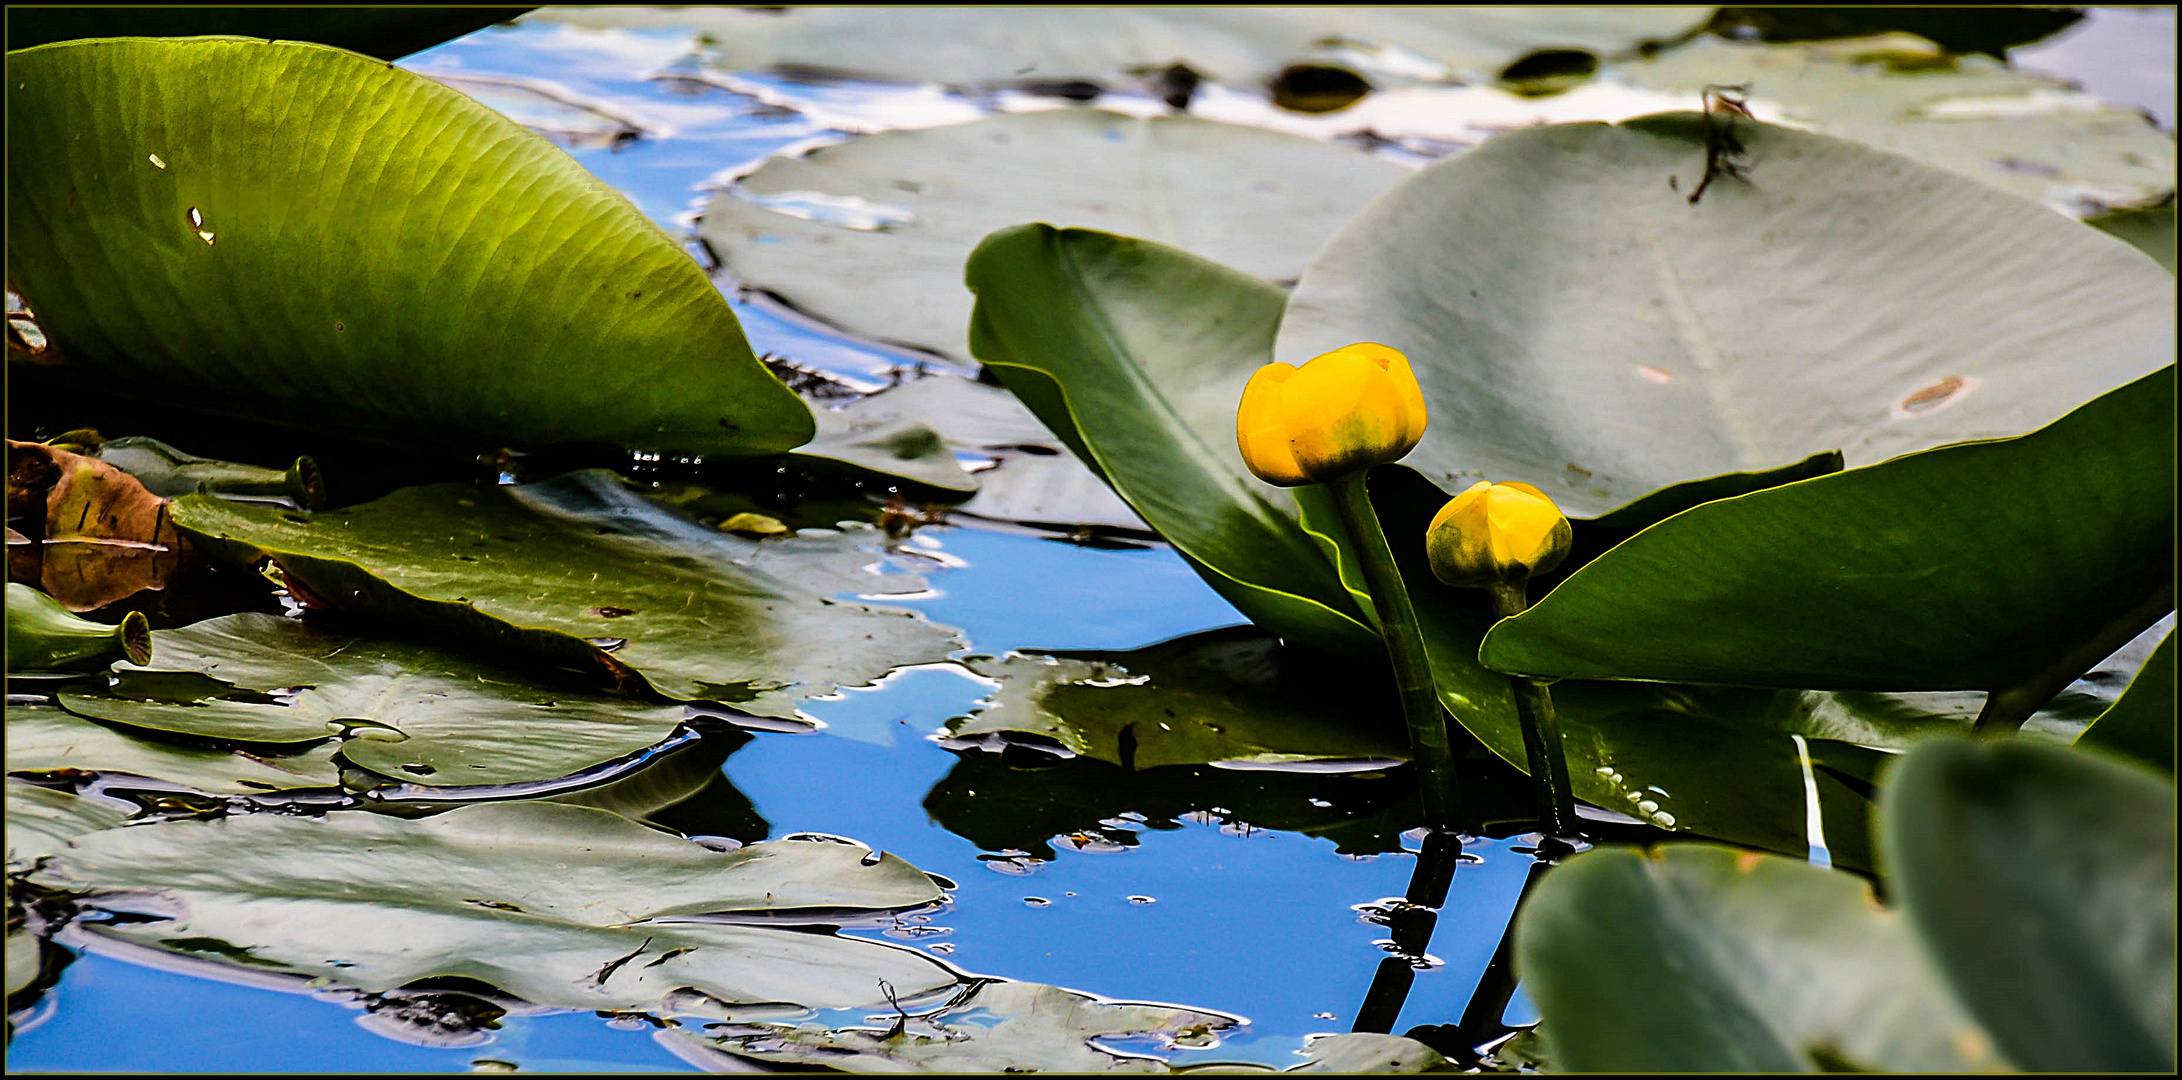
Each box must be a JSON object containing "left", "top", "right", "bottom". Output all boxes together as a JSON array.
[
  {"left": 7, "top": 38, "right": 810, "bottom": 456},
  {"left": 967, "top": 224, "right": 1376, "bottom": 654},
  {"left": 1882, "top": 740, "right": 2177, "bottom": 1072},
  {"left": 1482, "top": 368, "right": 2175, "bottom": 701}
]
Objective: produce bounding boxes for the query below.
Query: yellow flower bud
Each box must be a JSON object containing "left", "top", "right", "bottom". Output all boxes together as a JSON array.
[
  {"left": 1425, "top": 481, "right": 1572, "bottom": 587},
  {"left": 1235, "top": 342, "right": 1427, "bottom": 487}
]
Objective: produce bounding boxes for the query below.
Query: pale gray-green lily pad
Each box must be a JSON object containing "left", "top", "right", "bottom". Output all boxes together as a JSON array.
[
  {"left": 797, "top": 374, "right": 1144, "bottom": 528},
  {"left": 33, "top": 800, "right": 961, "bottom": 1016},
  {"left": 704, "top": 108, "right": 1411, "bottom": 367},
  {"left": 945, "top": 628, "right": 1410, "bottom": 770},
  {"left": 7, "top": 700, "right": 342, "bottom": 793},
  {"left": 1616, "top": 33, "right": 2176, "bottom": 217},
  {"left": 676, "top": 978, "right": 1242, "bottom": 1074},
  {"left": 1277, "top": 116, "right": 2175, "bottom": 517},
  {"left": 533, "top": 6, "right": 1711, "bottom": 89},
  {"left": 5, "top": 778, "right": 127, "bottom": 872},
  {"left": 169, "top": 470, "right": 960, "bottom": 719},
  {"left": 1516, "top": 845, "right": 2011, "bottom": 1072},
  {"left": 6, "top": 38, "right": 809, "bottom": 457},
  {"left": 54, "top": 613, "right": 698, "bottom": 788}
]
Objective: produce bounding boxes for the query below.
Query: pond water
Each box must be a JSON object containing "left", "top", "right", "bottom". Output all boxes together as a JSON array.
[{"left": 8, "top": 9, "right": 2169, "bottom": 1073}]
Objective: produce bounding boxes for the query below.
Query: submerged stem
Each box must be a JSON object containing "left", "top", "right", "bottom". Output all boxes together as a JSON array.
[
  {"left": 1326, "top": 470, "right": 1462, "bottom": 830},
  {"left": 1487, "top": 583, "right": 1581, "bottom": 844}
]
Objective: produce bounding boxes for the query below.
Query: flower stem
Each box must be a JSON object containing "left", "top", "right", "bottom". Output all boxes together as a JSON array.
[
  {"left": 1327, "top": 470, "right": 1462, "bottom": 829},
  {"left": 1487, "top": 583, "right": 1581, "bottom": 844}
]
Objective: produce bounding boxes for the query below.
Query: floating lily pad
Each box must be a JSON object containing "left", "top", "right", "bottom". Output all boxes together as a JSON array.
[
  {"left": 1515, "top": 845, "right": 2006, "bottom": 1072},
  {"left": 169, "top": 470, "right": 960, "bottom": 719},
  {"left": 6, "top": 700, "right": 342, "bottom": 794},
  {"left": 1276, "top": 116, "right": 2175, "bottom": 518},
  {"left": 943, "top": 627, "right": 1409, "bottom": 770},
  {"left": 536, "top": 7, "right": 1710, "bottom": 89},
  {"left": 2077, "top": 630, "right": 2176, "bottom": 774},
  {"left": 1882, "top": 740, "right": 2177, "bottom": 1072},
  {"left": 676, "top": 978, "right": 1242, "bottom": 1073},
  {"left": 5, "top": 779, "right": 127, "bottom": 872},
  {"left": 1618, "top": 33, "right": 2176, "bottom": 215},
  {"left": 1480, "top": 370, "right": 2175, "bottom": 719},
  {"left": 705, "top": 109, "right": 1410, "bottom": 367},
  {"left": 32, "top": 801, "right": 958, "bottom": 1016},
  {"left": 55, "top": 613, "right": 708, "bottom": 788},
  {"left": 1290, "top": 1032, "right": 1457, "bottom": 1073},
  {"left": 795, "top": 374, "right": 1144, "bottom": 528},
  {"left": 6, "top": 38, "right": 809, "bottom": 457}
]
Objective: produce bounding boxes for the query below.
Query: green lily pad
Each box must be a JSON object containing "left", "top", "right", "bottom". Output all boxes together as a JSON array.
[
  {"left": 1514, "top": 845, "right": 2007, "bottom": 1072},
  {"left": 168, "top": 470, "right": 961, "bottom": 719},
  {"left": 1276, "top": 116, "right": 2175, "bottom": 517},
  {"left": 54, "top": 613, "right": 710, "bottom": 788},
  {"left": 33, "top": 800, "right": 960, "bottom": 1016},
  {"left": 5, "top": 778, "right": 127, "bottom": 872},
  {"left": 943, "top": 627, "right": 1409, "bottom": 770},
  {"left": 6, "top": 700, "right": 342, "bottom": 793},
  {"left": 4, "top": 8, "right": 527, "bottom": 59},
  {"left": 705, "top": 109, "right": 1410, "bottom": 367},
  {"left": 2088, "top": 197, "right": 2178, "bottom": 275},
  {"left": 1618, "top": 33, "right": 2176, "bottom": 215},
  {"left": 5, "top": 38, "right": 810, "bottom": 457},
  {"left": 36, "top": 800, "right": 943, "bottom": 923},
  {"left": 2077, "top": 630, "right": 2176, "bottom": 774},
  {"left": 1288, "top": 1032, "right": 1456, "bottom": 1073},
  {"left": 675, "top": 978, "right": 1242, "bottom": 1073},
  {"left": 1881, "top": 740, "right": 2177, "bottom": 1072},
  {"left": 797, "top": 374, "right": 1143, "bottom": 528},
  {"left": 536, "top": 7, "right": 1710, "bottom": 89},
  {"left": 1481, "top": 369, "right": 2175, "bottom": 715}
]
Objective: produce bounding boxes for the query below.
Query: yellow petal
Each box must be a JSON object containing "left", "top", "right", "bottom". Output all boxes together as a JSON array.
[
  {"left": 1425, "top": 481, "right": 1497, "bottom": 587},
  {"left": 1426, "top": 480, "right": 1571, "bottom": 586},
  {"left": 1284, "top": 348, "right": 1413, "bottom": 481},
  {"left": 1236, "top": 363, "right": 1309, "bottom": 486},
  {"left": 1327, "top": 342, "right": 1427, "bottom": 453}
]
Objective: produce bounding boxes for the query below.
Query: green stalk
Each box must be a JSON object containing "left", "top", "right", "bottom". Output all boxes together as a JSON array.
[
  {"left": 1487, "top": 582, "right": 1580, "bottom": 844},
  {"left": 1326, "top": 470, "right": 1461, "bottom": 829}
]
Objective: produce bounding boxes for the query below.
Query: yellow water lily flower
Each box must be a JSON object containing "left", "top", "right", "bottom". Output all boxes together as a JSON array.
[
  {"left": 1236, "top": 342, "right": 1427, "bottom": 486},
  {"left": 1425, "top": 481, "right": 1572, "bottom": 587}
]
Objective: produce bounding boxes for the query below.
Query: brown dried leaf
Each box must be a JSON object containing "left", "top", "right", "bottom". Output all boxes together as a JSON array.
[{"left": 5, "top": 440, "right": 188, "bottom": 611}]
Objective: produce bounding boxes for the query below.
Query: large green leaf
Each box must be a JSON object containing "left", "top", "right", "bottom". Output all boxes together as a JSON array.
[
  {"left": 1481, "top": 368, "right": 2175, "bottom": 704},
  {"left": 31, "top": 800, "right": 960, "bottom": 1016},
  {"left": 2077, "top": 629, "right": 2176, "bottom": 774},
  {"left": 6, "top": 700, "right": 342, "bottom": 794},
  {"left": 536, "top": 6, "right": 1710, "bottom": 89},
  {"left": 54, "top": 613, "right": 712, "bottom": 789},
  {"left": 168, "top": 470, "right": 961, "bottom": 719},
  {"left": 941, "top": 627, "right": 1410, "bottom": 769},
  {"left": 4, "top": 8, "right": 528, "bottom": 59},
  {"left": 672, "top": 979, "right": 1242, "bottom": 1074},
  {"left": 1514, "top": 845, "right": 2007, "bottom": 1072},
  {"left": 1277, "top": 116, "right": 2175, "bottom": 518},
  {"left": 5, "top": 38, "right": 810, "bottom": 456},
  {"left": 1881, "top": 740, "right": 2177, "bottom": 1072},
  {"left": 706, "top": 109, "right": 1410, "bottom": 367},
  {"left": 1620, "top": 32, "right": 2176, "bottom": 216}
]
